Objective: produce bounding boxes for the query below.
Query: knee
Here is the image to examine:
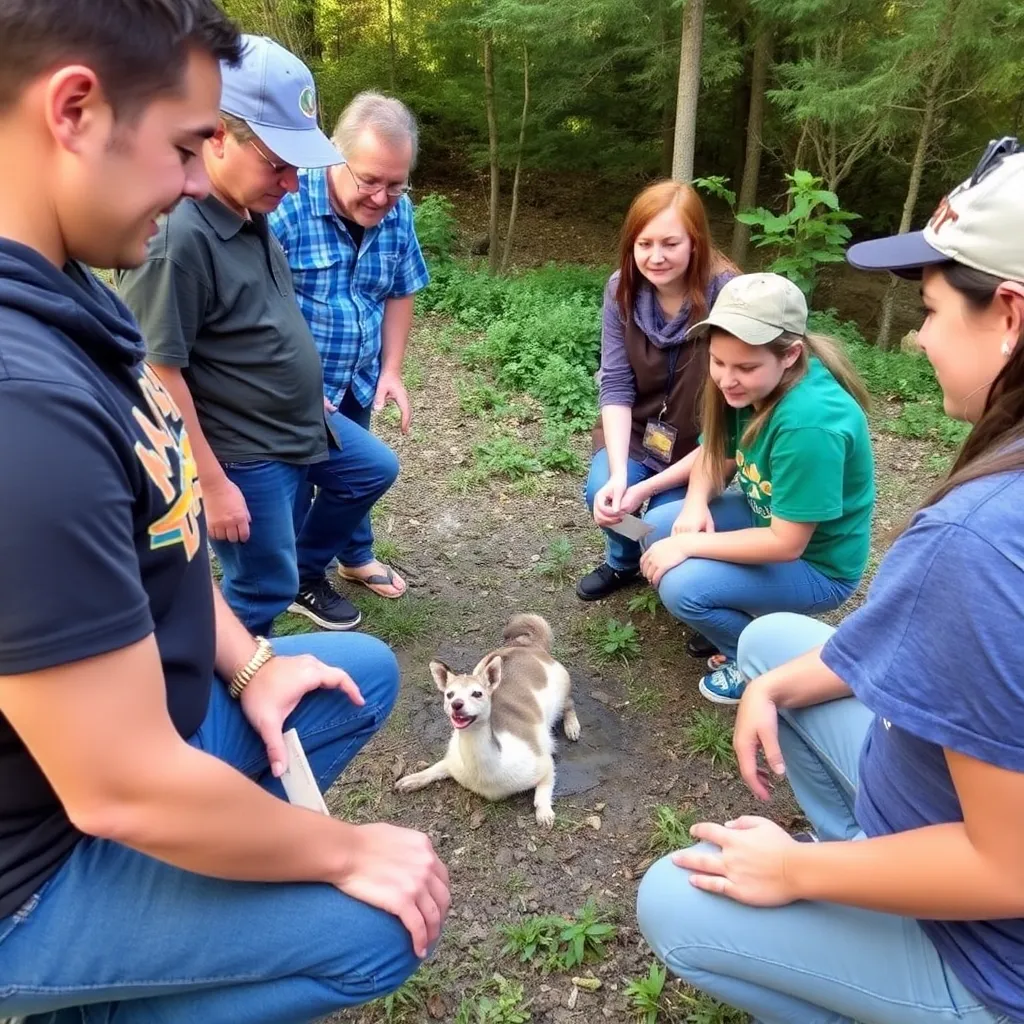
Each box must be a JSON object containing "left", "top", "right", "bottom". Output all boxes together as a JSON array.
[
  {"left": 353, "top": 635, "right": 400, "bottom": 719},
  {"left": 372, "top": 443, "right": 400, "bottom": 494},
  {"left": 736, "top": 612, "right": 814, "bottom": 681},
  {"left": 656, "top": 563, "right": 708, "bottom": 620}
]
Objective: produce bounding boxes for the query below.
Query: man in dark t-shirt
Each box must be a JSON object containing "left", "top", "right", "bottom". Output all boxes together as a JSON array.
[{"left": 0, "top": 5, "right": 447, "bottom": 1020}]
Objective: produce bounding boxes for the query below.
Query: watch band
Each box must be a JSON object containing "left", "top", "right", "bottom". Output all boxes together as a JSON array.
[{"left": 229, "top": 636, "right": 275, "bottom": 699}]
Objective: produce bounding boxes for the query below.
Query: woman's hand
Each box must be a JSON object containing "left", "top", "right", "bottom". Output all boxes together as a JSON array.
[
  {"left": 672, "top": 502, "right": 715, "bottom": 536},
  {"left": 640, "top": 535, "right": 694, "bottom": 586},
  {"left": 673, "top": 817, "right": 800, "bottom": 907},
  {"left": 733, "top": 678, "right": 787, "bottom": 801},
  {"left": 593, "top": 474, "right": 628, "bottom": 527},
  {"left": 619, "top": 482, "right": 648, "bottom": 516}
]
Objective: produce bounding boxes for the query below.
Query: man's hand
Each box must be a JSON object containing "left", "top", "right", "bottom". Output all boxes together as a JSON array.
[
  {"left": 672, "top": 816, "right": 799, "bottom": 907},
  {"left": 374, "top": 370, "right": 411, "bottom": 434},
  {"left": 240, "top": 654, "right": 365, "bottom": 777},
  {"left": 337, "top": 823, "right": 451, "bottom": 958},
  {"left": 593, "top": 473, "right": 628, "bottom": 527},
  {"left": 204, "top": 478, "right": 251, "bottom": 543},
  {"left": 639, "top": 534, "right": 694, "bottom": 587}
]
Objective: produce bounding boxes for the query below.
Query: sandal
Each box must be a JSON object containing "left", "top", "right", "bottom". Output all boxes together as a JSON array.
[
  {"left": 337, "top": 563, "right": 407, "bottom": 599},
  {"left": 706, "top": 653, "right": 729, "bottom": 670}
]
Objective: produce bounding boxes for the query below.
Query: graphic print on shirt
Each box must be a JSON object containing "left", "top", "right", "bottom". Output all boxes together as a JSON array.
[
  {"left": 735, "top": 450, "right": 772, "bottom": 520},
  {"left": 132, "top": 362, "right": 203, "bottom": 560}
]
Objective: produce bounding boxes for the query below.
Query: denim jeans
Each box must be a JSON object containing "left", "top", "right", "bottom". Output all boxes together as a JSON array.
[
  {"left": 636, "top": 613, "right": 1008, "bottom": 1024},
  {"left": 214, "top": 397, "right": 399, "bottom": 636},
  {"left": 0, "top": 631, "right": 424, "bottom": 1024},
  {"left": 583, "top": 448, "right": 688, "bottom": 571},
  {"left": 643, "top": 496, "right": 858, "bottom": 660}
]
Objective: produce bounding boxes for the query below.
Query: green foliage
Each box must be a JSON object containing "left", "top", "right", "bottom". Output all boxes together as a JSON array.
[
  {"left": 586, "top": 618, "right": 640, "bottom": 664},
  {"left": 500, "top": 901, "right": 617, "bottom": 973},
  {"left": 454, "top": 974, "right": 530, "bottom": 1024},
  {"left": 736, "top": 170, "right": 859, "bottom": 297},
  {"left": 683, "top": 708, "right": 736, "bottom": 767},
  {"left": 350, "top": 595, "right": 436, "bottom": 645},
  {"left": 885, "top": 400, "right": 971, "bottom": 449},
  {"left": 373, "top": 537, "right": 403, "bottom": 565},
  {"left": 413, "top": 193, "right": 459, "bottom": 263},
  {"left": 539, "top": 421, "right": 584, "bottom": 473},
  {"left": 537, "top": 537, "right": 575, "bottom": 583},
  {"left": 624, "top": 961, "right": 668, "bottom": 1024},
  {"left": 679, "top": 989, "right": 749, "bottom": 1024},
  {"left": 627, "top": 590, "right": 661, "bottom": 617},
  {"left": 650, "top": 805, "right": 698, "bottom": 857},
  {"left": 458, "top": 375, "right": 509, "bottom": 417},
  {"left": 378, "top": 962, "right": 447, "bottom": 1023},
  {"left": 473, "top": 435, "right": 543, "bottom": 480},
  {"left": 693, "top": 175, "right": 736, "bottom": 208}
]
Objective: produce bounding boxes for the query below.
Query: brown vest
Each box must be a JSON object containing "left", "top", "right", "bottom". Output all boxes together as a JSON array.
[{"left": 592, "top": 317, "right": 705, "bottom": 466}]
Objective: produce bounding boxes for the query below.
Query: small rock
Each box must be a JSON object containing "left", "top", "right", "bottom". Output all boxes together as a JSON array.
[
  {"left": 495, "top": 847, "right": 514, "bottom": 867},
  {"left": 594, "top": 802, "right": 607, "bottom": 813},
  {"left": 591, "top": 689, "right": 615, "bottom": 706},
  {"left": 585, "top": 815, "right": 602, "bottom": 831},
  {"left": 567, "top": 986, "right": 579, "bottom": 1010},
  {"left": 530, "top": 553, "right": 541, "bottom": 562},
  {"left": 469, "top": 808, "right": 487, "bottom": 830},
  {"left": 426, "top": 993, "right": 446, "bottom": 1019}
]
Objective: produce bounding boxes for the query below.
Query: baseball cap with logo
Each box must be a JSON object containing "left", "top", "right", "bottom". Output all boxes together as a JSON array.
[
  {"left": 847, "top": 137, "right": 1024, "bottom": 282},
  {"left": 219, "top": 35, "right": 340, "bottom": 169},
  {"left": 686, "top": 273, "right": 808, "bottom": 345}
]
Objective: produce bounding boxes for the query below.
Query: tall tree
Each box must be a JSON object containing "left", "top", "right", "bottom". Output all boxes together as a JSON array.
[
  {"left": 501, "top": 43, "right": 530, "bottom": 274},
  {"left": 672, "top": 0, "right": 706, "bottom": 181},
  {"left": 483, "top": 27, "right": 500, "bottom": 273}
]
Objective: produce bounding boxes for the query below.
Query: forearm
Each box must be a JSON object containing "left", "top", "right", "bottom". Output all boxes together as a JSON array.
[
  {"left": 380, "top": 295, "right": 414, "bottom": 375},
  {"left": 790, "top": 823, "right": 1024, "bottom": 919},
  {"left": 681, "top": 450, "right": 726, "bottom": 510},
  {"left": 600, "top": 404, "right": 633, "bottom": 477},
  {"left": 756, "top": 647, "right": 852, "bottom": 707},
  {"left": 635, "top": 445, "right": 699, "bottom": 500},
  {"left": 213, "top": 584, "right": 259, "bottom": 678},
  {"left": 150, "top": 363, "right": 226, "bottom": 489}
]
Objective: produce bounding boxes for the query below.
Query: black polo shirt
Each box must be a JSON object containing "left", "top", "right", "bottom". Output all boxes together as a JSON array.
[{"left": 119, "top": 195, "right": 329, "bottom": 465}]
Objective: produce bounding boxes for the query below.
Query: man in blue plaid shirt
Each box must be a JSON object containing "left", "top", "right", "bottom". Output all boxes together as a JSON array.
[{"left": 270, "top": 93, "right": 429, "bottom": 600}]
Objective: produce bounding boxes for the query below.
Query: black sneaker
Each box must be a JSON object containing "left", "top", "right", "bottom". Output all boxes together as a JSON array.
[
  {"left": 575, "top": 562, "right": 641, "bottom": 601},
  {"left": 289, "top": 576, "right": 362, "bottom": 631}
]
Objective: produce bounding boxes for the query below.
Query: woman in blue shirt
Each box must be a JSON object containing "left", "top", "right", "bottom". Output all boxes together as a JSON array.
[{"left": 637, "top": 138, "right": 1024, "bottom": 1023}]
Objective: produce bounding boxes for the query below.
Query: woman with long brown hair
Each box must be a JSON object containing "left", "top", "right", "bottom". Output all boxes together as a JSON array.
[
  {"left": 578, "top": 180, "right": 737, "bottom": 606},
  {"left": 639, "top": 272, "right": 875, "bottom": 703},
  {"left": 637, "top": 138, "right": 1024, "bottom": 1024}
]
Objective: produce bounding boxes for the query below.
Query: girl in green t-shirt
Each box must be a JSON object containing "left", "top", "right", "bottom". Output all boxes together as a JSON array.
[{"left": 638, "top": 273, "right": 875, "bottom": 703}]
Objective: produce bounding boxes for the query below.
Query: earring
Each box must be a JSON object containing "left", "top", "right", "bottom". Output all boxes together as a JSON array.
[{"left": 1002, "top": 341, "right": 1012, "bottom": 358}]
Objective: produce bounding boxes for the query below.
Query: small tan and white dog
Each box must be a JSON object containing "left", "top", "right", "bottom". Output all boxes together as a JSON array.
[{"left": 395, "top": 614, "right": 580, "bottom": 827}]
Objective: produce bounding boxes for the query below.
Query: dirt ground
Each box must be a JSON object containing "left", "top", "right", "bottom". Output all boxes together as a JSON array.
[{"left": 274, "top": 294, "right": 945, "bottom": 1022}]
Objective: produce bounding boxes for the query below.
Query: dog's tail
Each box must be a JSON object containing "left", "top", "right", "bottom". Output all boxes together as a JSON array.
[{"left": 503, "top": 614, "right": 553, "bottom": 652}]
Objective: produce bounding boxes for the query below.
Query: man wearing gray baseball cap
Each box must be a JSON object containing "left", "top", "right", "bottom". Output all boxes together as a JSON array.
[{"left": 120, "top": 35, "right": 398, "bottom": 636}]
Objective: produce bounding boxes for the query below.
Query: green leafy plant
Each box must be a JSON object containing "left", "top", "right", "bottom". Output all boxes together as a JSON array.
[
  {"left": 539, "top": 420, "right": 585, "bottom": 473},
  {"left": 649, "top": 804, "right": 698, "bottom": 856},
  {"left": 624, "top": 961, "right": 668, "bottom": 1024},
  {"left": 500, "top": 902, "right": 618, "bottom": 973},
  {"left": 736, "top": 170, "right": 859, "bottom": 297},
  {"left": 378, "top": 962, "right": 447, "bottom": 1023},
  {"left": 557, "top": 900, "right": 617, "bottom": 968},
  {"left": 373, "top": 537, "right": 403, "bottom": 565},
  {"left": 683, "top": 708, "right": 736, "bottom": 767},
  {"left": 413, "top": 192, "right": 458, "bottom": 263},
  {"left": 885, "top": 399, "right": 971, "bottom": 448},
  {"left": 500, "top": 915, "right": 563, "bottom": 965},
  {"left": 627, "top": 589, "right": 660, "bottom": 616},
  {"left": 454, "top": 974, "right": 530, "bottom": 1024},
  {"left": 473, "top": 435, "right": 543, "bottom": 480},
  {"left": 537, "top": 537, "right": 575, "bottom": 584},
  {"left": 350, "top": 595, "right": 436, "bottom": 645},
  {"left": 587, "top": 618, "right": 641, "bottom": 664},
  {"left": 692, "top": 175, "right": 737, "bottom": 208},
  {"left": 457, "top": 375, "right": 509, "bottom": 417},
  {"left": 679, "top": 988, "right": 749, "bottom": 1023}
]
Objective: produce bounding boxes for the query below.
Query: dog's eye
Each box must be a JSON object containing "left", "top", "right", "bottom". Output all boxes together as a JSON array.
[
  {"left": 472, "top": 690, "right": 482, "bottom": 699},
  {"left": 446, "top": 691, "right": 454, "bottom": 699}
]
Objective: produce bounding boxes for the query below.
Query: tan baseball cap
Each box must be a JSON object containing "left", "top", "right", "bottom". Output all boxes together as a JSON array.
[
  {"left": 686, "top": 272, "right": 808, "bottom": 345},
  {"left": 847, "top": 137, "right": 1024, "bottom": 282}
]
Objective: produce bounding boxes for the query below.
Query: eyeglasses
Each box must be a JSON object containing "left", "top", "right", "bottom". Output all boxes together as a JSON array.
[
  {"left": 970, "top": 135, "right": 1021, "bottom": 187},
  {"left": 343, "top": 162, "right": 412, "bottom": 199},
  {"left": 248, "top": 139, "right": 295, "bottom": 177}
]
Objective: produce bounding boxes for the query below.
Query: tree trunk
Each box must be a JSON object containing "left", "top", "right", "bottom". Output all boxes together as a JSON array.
[
  {"left": 501, "top": 43, "right": 530, "bottom": 275},
  {"left": 387, "top": 0, "right": 397, "bottom": 92},
  {"left": 671, "top": 0, "right": 705, "bottom": 182},
  {"left": 484, "top": 30, "right": 500, "bottom": 274},
  {"left": 731, "top": 25, "right": 772, "bottom": 267},
  {"left": 876, "top": 17, "right": 954, "bottom": 348},
  {"left": 292, "top": 0, "right": 320, "bottom": 62},
  {"left": 658, "top": 0, "right": 675, "bottom": 177}
]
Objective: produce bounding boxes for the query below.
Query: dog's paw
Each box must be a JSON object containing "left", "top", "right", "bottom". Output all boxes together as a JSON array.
[
  {"left": 563, "top": 712, "right": 581, "bottom": 742},
  {"left": 395, "top": 773, "right": 426, "bottom": 793},
  {"left": 535, "top": 805, "right": 556, "bottom": 829}
]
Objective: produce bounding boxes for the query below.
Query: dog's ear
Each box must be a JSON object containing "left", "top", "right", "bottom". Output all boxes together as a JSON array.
[
  {"left": 429, "top": 660, "right": 452, "bottom": 691},
  {"left": 482, "top": 655, "right": 503, "bottom": 691}
]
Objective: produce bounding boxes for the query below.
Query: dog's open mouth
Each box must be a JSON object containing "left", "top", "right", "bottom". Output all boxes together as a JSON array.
[{"left": 450, "top": 710, "right": 477, "bottom": 729}]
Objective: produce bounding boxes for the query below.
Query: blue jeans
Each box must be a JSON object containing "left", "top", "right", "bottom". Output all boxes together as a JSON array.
[
  {"left": 644, "top": 497, "right": 858, "bottom": 660},
  {"left": 214, "top": 397, "right": 399, "bottom": 636},
  {"left": 0, "top": 632, "right": 424, "bottom": 1024},
  {"left": 583, "top": 449, "right": 687, "bottom": 571},
  {"left": 637, "top": 613, "right": 1006, "bottom": 1024}
]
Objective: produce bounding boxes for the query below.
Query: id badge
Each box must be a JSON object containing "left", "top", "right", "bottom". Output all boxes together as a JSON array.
[{"left": 642, "top": 418, "right": 677, "bottom": 469}]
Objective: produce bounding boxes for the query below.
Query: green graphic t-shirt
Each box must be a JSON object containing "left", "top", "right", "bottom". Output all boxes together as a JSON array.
[{"left": 728, "top": 357, "right": 875, "bottom": 581}]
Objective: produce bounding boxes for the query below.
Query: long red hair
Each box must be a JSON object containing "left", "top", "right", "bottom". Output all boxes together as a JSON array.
[{"left": 615, "top": 180, "right": 735, "bottom": 324}]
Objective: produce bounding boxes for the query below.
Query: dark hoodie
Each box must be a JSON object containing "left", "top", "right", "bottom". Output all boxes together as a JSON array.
[{"left": 0, "top": 239, "right": 215, "bottom": 920}]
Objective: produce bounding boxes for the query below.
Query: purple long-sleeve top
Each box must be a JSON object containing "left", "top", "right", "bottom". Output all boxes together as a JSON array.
[{"left": 597, "top": 269, "right": 735, "bottom": 408}]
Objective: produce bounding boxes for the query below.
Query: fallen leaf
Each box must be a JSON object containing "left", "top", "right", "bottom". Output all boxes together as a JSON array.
[
  {"left": 426, "top": 993, "right": 445, "bottom": 1019},
  {"left": 469, "top": 809, "right": 487, "bottom": 830}
]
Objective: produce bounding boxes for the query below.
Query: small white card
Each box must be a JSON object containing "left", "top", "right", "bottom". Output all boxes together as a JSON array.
[
  {"left": 279, "top": 729, "right": 330, "bottom": 815},
  {"left": 607, "top": 513, "right": 654, "bottom": 543}
]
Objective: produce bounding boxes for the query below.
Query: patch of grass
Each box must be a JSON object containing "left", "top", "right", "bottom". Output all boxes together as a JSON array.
[
  {"left": 503, "top": 870, "right": 529, "bottom": 899},
  {"left": 510, "top": 474, "right": 547, "bottom": 497},
  {"left": 336, "top": 782, "right": 378, "bottom": 822},
  {"left": 351, "top": 595, "right": 437, "bottom": 646},
  {"left": 457, "top": 374, "right": 509, "bottom": 417},
  {"left": 473, "top": 435, "right": 542, "bottom": 481},
  {"left": 683, "top": 708, "right": 736, "bottom": 767},
  {"left": 377, "top": 962, "right": 448, "bottom": 1023},
  {"left": 271, "top": 611, "right": 317, "bottom": 636},
  {"left": 500, "top": 900, "right": 618, "bottom": 974},
  {"left": 403, "top": 355, "right": 425, "bottom": 390},
  {"left": 537, "top": 536, "right": 575, "bottom": 585},
  {"left": 381, "top": 403, "right": 403, "bottom": 428},
  {"left": 448, "top": 467, "right": 484, "bottom": 494},
  {"left": 925, "top": 450, "right": 954, "bottom": 475},
  {"left": 626, "top": 681, "right": 663, "bottom": 716},
  {"left": 586, "top": 617, "right": 641, "bottom": 665},
  {"left": 627, "top": 589, "right": 661, "bottom": 616},
  {"left": 538, "top": 420, "right": 584, "bottom": 473},
  {"left": 624, "top": 961, "right": 668, "bottom": 1024},
  {"left": 885, "top": 399, "right": 970, "bottom": 448},
  {"left": 678, "top": 988, "right": 748, "bottom": 1023},
  {"left": 649, "top": 804, "right": 698, "bottom": 857},
  {"left": 454, "top": 974, "right": 530, "bottom": 1024},
  {"left": 373, "top": 536, "right": 404, "bottom": 565}
]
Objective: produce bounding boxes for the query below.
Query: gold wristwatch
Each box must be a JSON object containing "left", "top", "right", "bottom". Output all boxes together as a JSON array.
[{"left": 229, "top": 636, "right": 275, "bottom": 699}]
